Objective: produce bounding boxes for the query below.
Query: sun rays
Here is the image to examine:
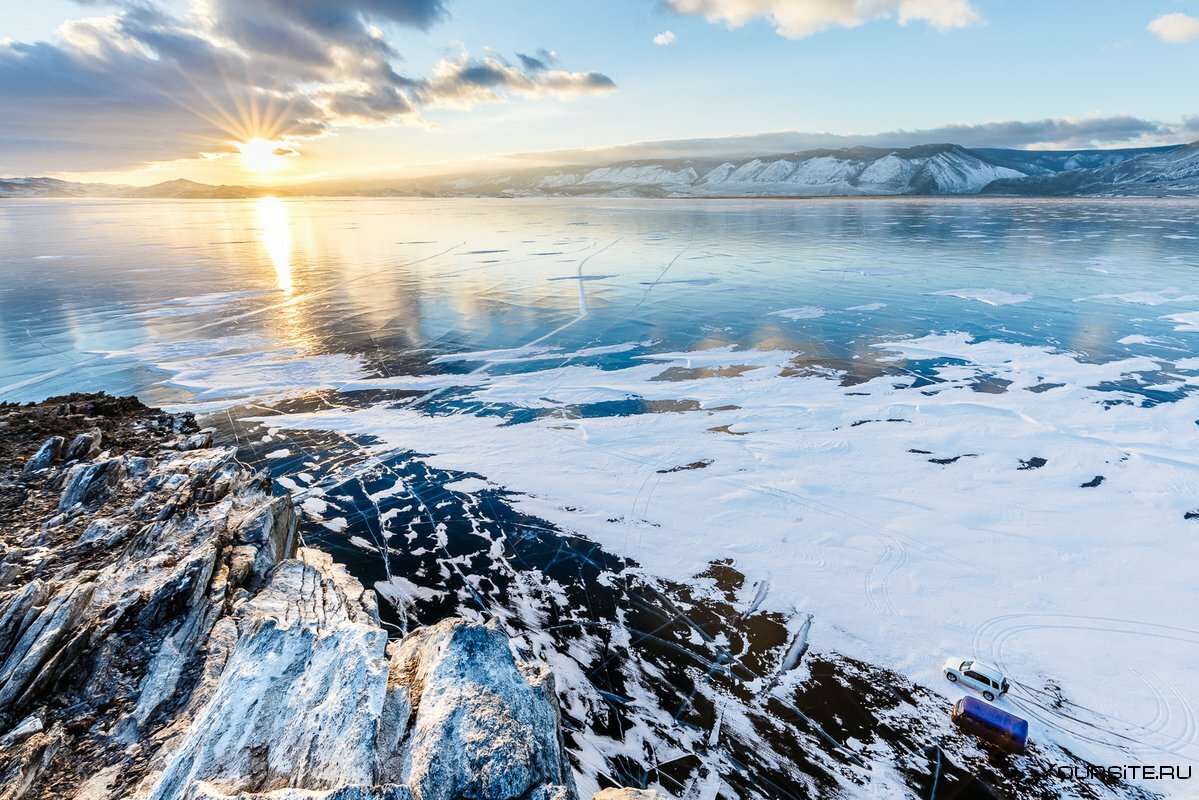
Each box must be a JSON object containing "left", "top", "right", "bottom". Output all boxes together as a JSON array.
[{"left": 237, "top": 137, "right": 292, "bottom": 173}]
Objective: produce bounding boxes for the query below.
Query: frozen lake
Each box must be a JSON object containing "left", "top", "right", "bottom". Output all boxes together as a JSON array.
[{"left": 2, "top": 197, "right": 1198, "bottom": 798}]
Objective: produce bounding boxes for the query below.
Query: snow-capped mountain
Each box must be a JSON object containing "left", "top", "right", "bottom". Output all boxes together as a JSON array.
[
  {"left": 3, "top": 142, "right": 1196, "bottom": 199},
  {"left": 424, "top": 142, "right": 1197, "bottom": 198},
  {"left": 489, "top": 144, "right": 1028, "bottom": 197}
]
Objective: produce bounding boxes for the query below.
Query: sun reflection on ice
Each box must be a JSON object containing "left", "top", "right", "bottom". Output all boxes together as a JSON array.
[{"left": 258, "top": 196, "right": 293, "bottom": 295}]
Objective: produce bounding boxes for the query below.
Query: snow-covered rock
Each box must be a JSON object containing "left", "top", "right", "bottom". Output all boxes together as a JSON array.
[
  {"left": 686, "top": 145, "right": 1030, "bottom": 196},
  {"left": 0, "top": 394, "right": 645, "bottom": 800},
  {"left": 148, "top": 551, "right": 389, "bottom": 799},
  {"left": 389, "top": 618, "right": 577, "bottom": 800}
]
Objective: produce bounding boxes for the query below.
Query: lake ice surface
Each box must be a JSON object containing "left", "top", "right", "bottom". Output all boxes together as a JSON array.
[{"left": 2, "top": 197, "right": 1198, "bottom": 797}]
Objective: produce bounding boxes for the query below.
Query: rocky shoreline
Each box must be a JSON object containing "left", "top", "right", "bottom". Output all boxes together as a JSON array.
[
  {"left": 0, "top": 394, "right": 1162, "bottom": 800},
  {"left": 0, "top": 394, "right": 647, "bottom": 800}
]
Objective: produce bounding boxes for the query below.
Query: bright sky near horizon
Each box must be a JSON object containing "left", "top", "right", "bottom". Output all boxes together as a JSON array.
[{"left": 2, "top": 0, "right": 1198, "bottom": 185}]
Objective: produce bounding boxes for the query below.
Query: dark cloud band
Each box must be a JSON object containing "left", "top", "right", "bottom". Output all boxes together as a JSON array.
[{"left": 508, "top": 116, "right": 1199, "bottom": 165}]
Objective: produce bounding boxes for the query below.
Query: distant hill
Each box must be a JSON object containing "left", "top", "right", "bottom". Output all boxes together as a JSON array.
[
  {"left": 982, "top": 141, "right": 1199, "bottom": 197},
  {"left": 125, "top": 178, "right": 270, "bottom": 199},
  {"left": 4, "top": 142, "right": 1196, "bottom": 199}
]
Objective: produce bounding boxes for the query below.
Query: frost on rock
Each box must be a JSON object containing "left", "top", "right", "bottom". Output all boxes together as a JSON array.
[
  {"left": 388, "top": 618, "right": 578, "bottom": 800},
  {"left": 148, "top": 552, "right": 389, "bottom": 799},
  {"left": 0, "top": 396, "right": 302, "bottom": 799},
  {"left": 0, "top": 395, "right": 628, "bottom": 800}
]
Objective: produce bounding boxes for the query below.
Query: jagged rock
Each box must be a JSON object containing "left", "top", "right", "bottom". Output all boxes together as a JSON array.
[
  {"left": 0, "top": 713, "right": 42, "bottom": 748},
  {"left": 529, "top": 786, "right": 573, "bottom": 800},
  {"left": 0, "top": 395, "right": 586, "bottom": 800},
  {"left": 0, "top": 396, "right": 300, "bottom": 799},
  {"left": 0, "top": 725, "right": 64, "bottom": 800},
  {"left": 21, "top": 437, "right": 63, "bottom": 475},
  {"left": 147, "top": 577, "right": 580, "bottom": 800},
  {"left": 389, "top": 618, "right": 578, "bottom": 800},
  {"left": 76, "top": 516, "right": 130, "bottom": 547},
  {"left": 191, "top": 785, "right": 414, "bottom": 800},
  {"left": 64, "top": 429, "right": 102, "bottom": 462},
  {"left": 149, "top": 552, "right": 388, "bottom": 799},
  {"left": 181, "top": 431, "right": 215, "bottom": 452},
  {"left": 56, "top": 456, "right": 125, "bottom": 511}
]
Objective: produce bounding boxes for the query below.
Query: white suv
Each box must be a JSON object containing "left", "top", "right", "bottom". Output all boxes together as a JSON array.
[{"left": 943, "top": 657, "right": 1010, "bottom": 702}]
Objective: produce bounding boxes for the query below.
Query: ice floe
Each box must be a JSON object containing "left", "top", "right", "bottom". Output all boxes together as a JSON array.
[
  {"left": 1082, "top": 287, "right": 1199, "bottom": 306},
  {"left": 930, "top": 289, "right": 1033, "bottom": 306},
  {"left": 769, "top": 306, "right": 827, "bottom": 320},
  {"left": 1163, "top": 310, "right": 1199, "bottom": 332}
]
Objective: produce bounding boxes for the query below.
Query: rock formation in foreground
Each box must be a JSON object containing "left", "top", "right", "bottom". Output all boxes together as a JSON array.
[{"left": 0, "top": 394, "right": 647, "bottom": 800}]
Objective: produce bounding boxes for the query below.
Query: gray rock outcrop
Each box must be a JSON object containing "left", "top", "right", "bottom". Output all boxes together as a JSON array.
[
  {"left": 388, "top": 618, "right": 577, "bottom": 800},
  {"left": 0, "top": 395, "right": 628, "bottom": 800}
]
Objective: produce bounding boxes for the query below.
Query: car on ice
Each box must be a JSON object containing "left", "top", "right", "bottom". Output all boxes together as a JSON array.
[{"left": 943, "top": 657, "right": 1010, "bottom": 701}]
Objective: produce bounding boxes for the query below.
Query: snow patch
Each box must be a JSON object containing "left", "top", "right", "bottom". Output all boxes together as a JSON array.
[{"left": 931, "top": 288, "right": 1033, "bottom": 306}]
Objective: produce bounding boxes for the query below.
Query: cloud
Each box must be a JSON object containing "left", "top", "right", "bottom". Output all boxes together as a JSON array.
[
  {"left": 654, "top": 30, "right": 678, "bottom": 45},
  {"left": 421, "top": 54, "right": 615, "bottom": 108},
  {"left": 665, "top": 0, "right": 980, "bottom": 38},
  {"left": 517, "top": 49, "right": 556, "bottom": 71},
  {"left": 504, "top": 115, "right": 1194, "bottom": 165},
  {"left": 0, "top": 1, "right": 614, "bottom": 174},
  {"left": 1148, "top": 12, "right": 1199, "bottom": 43}
]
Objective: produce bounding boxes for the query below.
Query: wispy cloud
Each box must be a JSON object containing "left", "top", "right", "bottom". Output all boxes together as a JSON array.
[
  {"left": 654, "top": 30, "right": 677, "bottom": 46},
  {"left": 1148, "top": 12, "right": 1199, "bottom": 43},
  {"left": 664, "top": 0, "right": 982, "bottom": 38},
  {"left": 0, "top": 0, "right": 614, "bottom": 173}
]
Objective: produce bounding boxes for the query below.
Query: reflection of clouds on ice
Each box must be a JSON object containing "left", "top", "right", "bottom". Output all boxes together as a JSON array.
[
  {"left": 848, "top": 302, "right": 888, "bottom": 311},
  {"left": 930, "top": 288, "right": 1032, "bottom": 306},
  {"left": 257, "top": 333, "right": 1199, "bottom": 771}
]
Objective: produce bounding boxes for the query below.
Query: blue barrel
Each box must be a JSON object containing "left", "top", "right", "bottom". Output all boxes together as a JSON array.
[{"left": 951, "top": 696, "right": 1028, "bottom": 753}]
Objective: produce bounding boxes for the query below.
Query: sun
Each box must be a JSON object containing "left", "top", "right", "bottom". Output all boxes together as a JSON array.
[{"left": 237, "top": 138, "right": 291, "bottom": 174}]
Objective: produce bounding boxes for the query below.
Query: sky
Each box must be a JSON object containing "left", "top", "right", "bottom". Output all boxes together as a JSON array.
[{"left": 2, "top": 0, "right": 1199, "bottom": 185}]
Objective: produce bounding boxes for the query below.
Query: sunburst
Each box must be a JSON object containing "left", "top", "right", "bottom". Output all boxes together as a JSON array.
[
  {"left": 156, "top": 54, "right": 314, "bottom": 175},
  {"left": 237, "top": 137, "right": 290, "bottom": 173}
]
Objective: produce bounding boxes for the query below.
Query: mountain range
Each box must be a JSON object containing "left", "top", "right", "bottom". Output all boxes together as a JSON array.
[{"left": 4, "top": 141, "right": 1198, "bottom": 199}]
